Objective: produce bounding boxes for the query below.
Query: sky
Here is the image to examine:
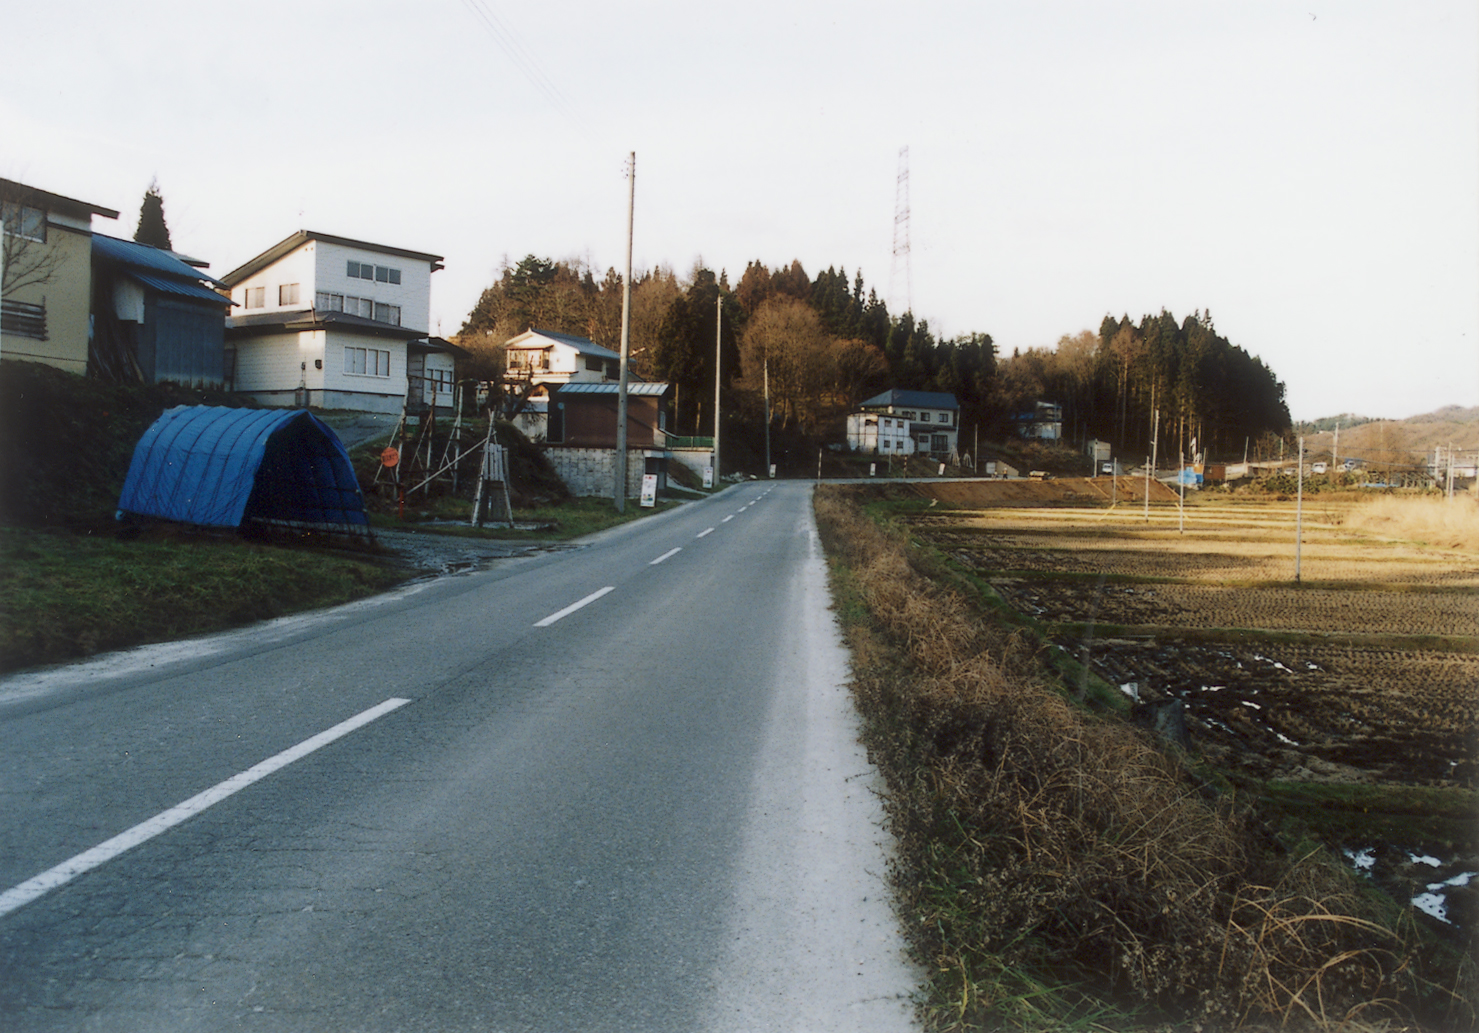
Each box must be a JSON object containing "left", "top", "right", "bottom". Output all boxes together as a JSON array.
[{"left": 3, "top": 0, "right": 1475, "bottom": 423}]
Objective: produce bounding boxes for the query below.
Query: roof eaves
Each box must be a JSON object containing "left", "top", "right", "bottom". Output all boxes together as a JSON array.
[
  {"left": 0, "top": 177, "right": 119, "bottom": 221},
  {"left": 222, "top": 230, "right": 446, "bottom": 286}
]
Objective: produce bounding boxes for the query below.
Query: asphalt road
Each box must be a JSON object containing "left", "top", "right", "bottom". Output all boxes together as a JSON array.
[{"left": 0, "top": 481, "right": 920, "bottom": 1032}]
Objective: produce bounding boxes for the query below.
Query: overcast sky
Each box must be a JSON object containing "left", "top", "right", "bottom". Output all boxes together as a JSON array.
[{"left": 4, "top": 0, "right": 1475, "bottom": 422}]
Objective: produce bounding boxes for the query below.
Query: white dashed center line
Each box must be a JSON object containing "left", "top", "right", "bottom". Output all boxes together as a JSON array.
[
  {"left": 534, "top": 586, "right": 616, "bottom": 627},
  {"left": 696, "top": 528, "right": 714, "bottom": 538},
  {"left": 650, "top": 547, "right": 682, "bottom": 565}
]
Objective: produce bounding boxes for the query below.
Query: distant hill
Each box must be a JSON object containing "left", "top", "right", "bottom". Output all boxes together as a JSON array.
[{"left": 1300, "top": 405, "right": 1479, "bottom": 465}]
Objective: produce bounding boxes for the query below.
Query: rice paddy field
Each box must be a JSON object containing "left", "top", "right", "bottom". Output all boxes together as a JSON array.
[{"left": 900, "top": 486, "right": 1479, "bottom": 935}]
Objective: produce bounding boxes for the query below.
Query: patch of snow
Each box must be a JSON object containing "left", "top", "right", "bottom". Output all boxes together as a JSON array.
[
  {"left": 1410, "top": 854, "right": 1442, "bottom": 868},
  {"left": 1343, "top": 847, "right": 1376, "bottom": 871},
  {"left": 1241, "top": 700, "right": 1262, "bottom": 710},
  {"left": 1200, "top": 684, "right": 1224, "bottom": 692},
  {"left": 1275, "top": 731, "right": 1301, "bottom": 746},
  {"left": 1119, "top": 682, "right": 1139, "bottom": 701},
  {"left": 1412, "top": 892, "right": 1450, "bottom": 923}
]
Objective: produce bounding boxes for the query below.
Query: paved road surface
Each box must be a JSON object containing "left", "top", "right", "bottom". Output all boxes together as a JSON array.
[{"left": 0, "top": 482, "right": 920, "bottom": 1031}]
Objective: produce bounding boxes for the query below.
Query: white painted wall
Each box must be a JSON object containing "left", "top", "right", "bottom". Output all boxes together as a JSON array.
[
  {"left": 233, "top": 241, "right": 315, "bottom": 313},
  {"left": 231, "top": 331, "right": 306, "bottom": 393},
  {"left": 314, "top": 241, "right": 432, "bottom": 332}
]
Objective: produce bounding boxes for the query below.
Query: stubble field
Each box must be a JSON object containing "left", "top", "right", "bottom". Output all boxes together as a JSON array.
[{"left": 909, "top": 494, "right": 1479, "bottom": 790}]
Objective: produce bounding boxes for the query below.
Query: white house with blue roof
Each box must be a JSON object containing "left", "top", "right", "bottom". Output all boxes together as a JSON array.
[
  {"left": 846, "top": 389, "right": 961, "bottom": 456},
  {"left": 91, "top": 233, "right": 233, "bottom": 387}
]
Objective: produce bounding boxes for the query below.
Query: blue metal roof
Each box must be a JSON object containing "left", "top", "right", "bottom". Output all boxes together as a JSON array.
[
  {"left": 126, "top": 270, "right": 233, "bottom": 305},
  {"left": 93, "top": 233, "right": 229, "bottom": 288},
  {"left": 118, "top": 406, "right": 367, "bottom": 529},
  {"left": 554, "top": 381, "right": 669, "bottom": 397}
]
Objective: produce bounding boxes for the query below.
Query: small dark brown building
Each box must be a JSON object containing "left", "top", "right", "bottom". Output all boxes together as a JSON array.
[{"left": 547, "top": 381, "right": 671, "bottom": 448}]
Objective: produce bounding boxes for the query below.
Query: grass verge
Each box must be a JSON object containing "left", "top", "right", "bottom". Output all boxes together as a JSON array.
[
  {"left": 814, "top": 485, "right": 1476, "bottom": 1032},
  {"left": 0, "top": 527, "right": 404, "bottom": 674}
]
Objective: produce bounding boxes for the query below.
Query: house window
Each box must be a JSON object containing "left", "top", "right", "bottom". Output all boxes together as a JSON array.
[
  {"left": 426, "top": 367, "right": 454, "bottom": 397},
  {"left": 344, "top": 296, "right": 373, "bottom": 318},
  {"left": 315, "top": 291, "right": 344, "bottom": 312},
  {"left": 372, "top": 301, "right": 401, "bottom": 326},
  {"left": 344, "top": 346, "right": 391, "bottom": 377},
  {"left": 347, "top": 260, "right": 401, "bottom": 285},
  {"left": 279, "top": 283, "right": 300, "bottom": 305},
  {"left": 244, "top": 286, "right": 265, "bottom": 308},
  {"left": 920, "top": 412, "right": 930, "bottom": 422},
  {"left": 933, "top": 434, "right": 948, "bottom": 452},
  {"left": 1, "top": 299, "right": 47, "bottom": 339},
  {"left": 1, "top": 204, "right": 46, "bottom": 243},
  {"left": 901, "top": 410, "right": 915, "bottom": 420},
  {"left": 585, "top": 355, "right": 603, "bottom": 372}
]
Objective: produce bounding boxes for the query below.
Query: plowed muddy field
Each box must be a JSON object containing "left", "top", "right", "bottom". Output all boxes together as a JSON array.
[
  {"left": 896, "top": 489, "right": 1479, "bottom": 931},
  {"left": 906, "top": 495, "right": 1479, "bottom": 790}
]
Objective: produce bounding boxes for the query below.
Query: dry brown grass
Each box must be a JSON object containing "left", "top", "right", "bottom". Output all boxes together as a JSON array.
[
  {"left": 815, "top": 486, "right": 1471, "bottom": 1031},
  {"left": 1343, "top": 495, "right": 1479, "bottom": 552}
]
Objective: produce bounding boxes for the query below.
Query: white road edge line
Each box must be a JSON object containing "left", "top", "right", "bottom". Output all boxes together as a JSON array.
[
  {"left": 696, "top": 528, "right": 714, "bottom": 538},
  {"left": 650, "top": 548, "right": 682, "bottom": 565},
  {"left": 0, "top": 697, "right": 413, "bottom": 920},
  {"left": 534, "top": 586, "right": 615, "bottom": 627}
]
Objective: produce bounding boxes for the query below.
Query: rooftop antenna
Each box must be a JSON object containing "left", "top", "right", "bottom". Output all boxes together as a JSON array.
[{"left": 889, "top": 146, "right": 912, "bottom": 314}]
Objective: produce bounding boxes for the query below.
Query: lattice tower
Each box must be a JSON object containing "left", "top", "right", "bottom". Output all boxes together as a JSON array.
[{"left": 889, "top": 146, "right": 913, "bottom": 315}]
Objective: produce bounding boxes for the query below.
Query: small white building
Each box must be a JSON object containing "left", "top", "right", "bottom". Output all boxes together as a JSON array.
[
  {"left": 221, "top": 230, "right": 450, "bottom": 413},
  {"left": 846, "top": 389, "right": 960, "bottom": 456},
  {"left": 502, "top": 328, "right": 627, "bottom": 439}
]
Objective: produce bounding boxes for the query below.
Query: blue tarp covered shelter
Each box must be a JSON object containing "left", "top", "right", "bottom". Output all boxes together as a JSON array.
[{"left": 117, "top": 406, "right": 368, "bottom": 533}]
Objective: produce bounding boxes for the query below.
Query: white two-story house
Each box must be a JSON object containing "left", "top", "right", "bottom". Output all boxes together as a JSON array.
[
  {"left": 222, "top": 230, "right": 453, "bottom": 413},
  {"left": 846, "top": 389, "right": 960, "bottom": 456}
]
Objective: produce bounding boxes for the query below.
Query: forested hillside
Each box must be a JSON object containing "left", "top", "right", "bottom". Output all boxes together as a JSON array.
[{"left": 457, "top": 256, "right": 1291, "bottom": 461}]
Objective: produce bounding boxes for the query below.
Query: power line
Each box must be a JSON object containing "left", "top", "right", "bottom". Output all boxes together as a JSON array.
[{"left": 458, "top": 0, "right": 590, "bottom": 131}]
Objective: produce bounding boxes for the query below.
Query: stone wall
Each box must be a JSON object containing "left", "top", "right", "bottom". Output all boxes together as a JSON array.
[{"left": 544, "top": 447, "right": 647, "bottom": 498}]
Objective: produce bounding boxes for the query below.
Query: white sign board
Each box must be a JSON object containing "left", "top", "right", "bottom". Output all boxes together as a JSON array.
[
  {"left": 769, "top": 464, "right": 777, "bottom": 479},
  {"left": 703, "top": 466, "right": 714, "bottom": 488},
  {"left": 639, "top": 474, "right": 658, "bottom": 507}
]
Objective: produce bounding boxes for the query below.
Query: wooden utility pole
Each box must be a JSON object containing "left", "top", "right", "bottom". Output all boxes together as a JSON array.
[
  {"left": 763, "top": 356, "right": 771, "bottom": 476},
  {"left": 713, "top": 293, "right": 722, "bottom": 483},
  {"left": 614, "top": 152, "right": 635, "bottom": 511}
]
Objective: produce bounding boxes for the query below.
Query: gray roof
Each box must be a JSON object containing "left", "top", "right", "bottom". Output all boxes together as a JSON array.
[
  {"left": 222, "top": 230, "right": 445, "bottom": 286},
  {"left": 226, "top": 308, "right": 423, "bottom": 340},
  {"left": 510, "top": 328, "right": 621, "bottom": 362},
  {"left": 0, "top": 178, "right": 119, "bottom": 221},
  {"left": 860, "top": 389, "right": 960, "bottom": 410}
]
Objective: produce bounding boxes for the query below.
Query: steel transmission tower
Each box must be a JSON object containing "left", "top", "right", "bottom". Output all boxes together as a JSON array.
[{"left": 889, "top": 146, "right": 912, "bottom": 315}]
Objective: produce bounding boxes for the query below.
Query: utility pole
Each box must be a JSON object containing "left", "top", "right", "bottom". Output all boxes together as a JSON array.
[
  {"left": 614, "top": 151, "right": 635, "bottom": 511},
  {"left": 763, "top": 356, "right": 771, "bottom": 476},
  {"left": 1146, "top": 407, "right": 1160, "bottom": 523},
  {"left": 713, "top": 293, "right": 722, "bottom": 483},
  {"left": 1295, "top": 435, "right": 1304, "bottom": 583},
  {"left": 1332, "top": 421, "right": 1340, "bottom": 476}
]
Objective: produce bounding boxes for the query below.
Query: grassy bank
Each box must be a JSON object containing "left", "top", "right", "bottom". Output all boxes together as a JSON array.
[
  {"left": 0, "top": 527, "right": 405, "bottom": 674},
  {"left": 814, "top": 485, "right": 1475, "bottom": 1032}
]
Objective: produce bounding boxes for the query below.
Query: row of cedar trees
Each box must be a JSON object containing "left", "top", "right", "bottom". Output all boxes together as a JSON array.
[{"left": 455, "top": 255, "right": 1290, "bottom": 464}]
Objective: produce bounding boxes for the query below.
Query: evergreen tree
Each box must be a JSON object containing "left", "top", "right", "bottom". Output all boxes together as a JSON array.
[{"left": 134, "top": 179, "right": 172, "bottom": 250}]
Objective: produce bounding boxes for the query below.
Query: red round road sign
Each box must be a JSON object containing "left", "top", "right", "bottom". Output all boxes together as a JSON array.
[{"left": 380, "top": 446, "right": 400, "bottom": 468}]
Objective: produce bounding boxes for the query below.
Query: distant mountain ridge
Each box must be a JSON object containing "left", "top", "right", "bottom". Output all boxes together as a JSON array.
[{"left": 1301, "top": 405, "right": 1478, "bottom": 463}]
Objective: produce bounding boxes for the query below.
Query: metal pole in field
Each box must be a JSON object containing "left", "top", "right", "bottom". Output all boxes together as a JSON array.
[
  {"left": 1142, "top": 456, "right": 1150, "bottom": 522},
  {"left": 614, "top": 151, "right": 635, "bottom": 512},
  {"left": 1178, "top": 450, "right": 1185, "bottom": 534},
  {"left": 1295, "top": 435, "right": 1304, "bottom": 583}
]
